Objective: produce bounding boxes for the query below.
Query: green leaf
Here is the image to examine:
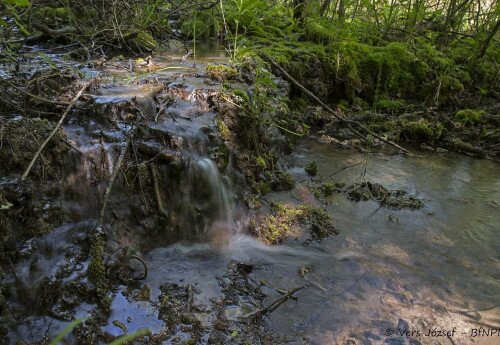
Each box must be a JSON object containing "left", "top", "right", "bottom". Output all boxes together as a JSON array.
[
  {"left": 0, "top": 18, "right": 8, "bottom": 27},
  {"left": 49, "top": 317, "right": 89, "bottom": 345}
]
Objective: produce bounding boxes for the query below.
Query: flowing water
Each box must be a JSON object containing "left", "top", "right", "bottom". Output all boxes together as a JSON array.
[
  {"left": 127, "top": 139, "right": 499, "bottom": 345},
  {"left": 3, "top": 44, "right": 500, "bottom": 344}
]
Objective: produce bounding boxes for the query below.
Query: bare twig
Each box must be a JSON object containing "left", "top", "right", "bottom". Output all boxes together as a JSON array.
[
  {"left": 246, "top": 285, "right": 307, "bottom": 321},
  {"left": 21, "top": 81, "right": 91, "bottom": 181}
]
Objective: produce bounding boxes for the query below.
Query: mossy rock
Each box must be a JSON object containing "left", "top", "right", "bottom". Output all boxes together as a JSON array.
[
  {"left": 206, "top": 64, "right": 238, "bottom": 82},
  {"left": 271, "top": 171, "right": 295, "bottom": 191},
  {"left": 401, "top": 119, "right": 443, "bottom": 142},
  {"left": 455, "top": 109, "right": 486, "bottom": 125},
  {"left": 305, "top": 161, "right": 318, "bottom": 176},
  {"left": 251, "top": 203, "right": 337, "bottom": 245},
  {"left": 216, "top": 118, "right": 231, "bottom": 140},
  {"left": 88, "top": 235, "right": 106, "bottom": 285},
  {"left": 126, "top": 30, "right": 157, "bottom": 52}
]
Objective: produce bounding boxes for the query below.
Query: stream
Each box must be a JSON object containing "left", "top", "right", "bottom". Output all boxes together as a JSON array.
[{"left": 2, "top": 43, "right": 499, "bottom": 345}]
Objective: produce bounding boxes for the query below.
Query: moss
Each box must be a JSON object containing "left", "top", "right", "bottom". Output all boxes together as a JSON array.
[
  {"left": 112, "top": 320, "right": 128, "bottom": 334},
  {"left": 375, "top": 99, "right": 405, "bottom": 111},
  {"left": 127, "top": 30, "right": 157, "bottom": 52},
  {"left": 298, "top": 206, "right": 337, "bottom": 241},
  {"left": 321, "top": 182, "right": 336, "bottom": 196},
  {"left": 305, "top": 161, "right": 318, "bottom": 176},
  {"left": 255, "top": 156, "right": 266, "bottom": 169},
  {"left": 88, "top": 235, "right": 106, "bottom": 285},
  {"left": 251, "top": 203, "right": 305, "bottom": 244},
  {"left": 232, "top": 89, "right": 250, "bottom": 104},
  {"left": 216, "top": 118, "right": 231, "bottom": 140},
  {"left": 271, "top": 171, "right": 295, "bottom": 191},
  {"left": 251, "top": 203, "right": 337, "bottom": 244},
  {"left": 402, "top": 119, "right": 443, "bottom": 142},
  {"left": 256, "top": 181, "right": 271, "bottom": 195},
  {"left": 455, "top": 109, "right": 485, "bottom": 125},
  {"left": 206, "top": 64, "right": 238, "bottom": 82},
  {"left": 135, "top": 284, "right": 151, "bottom": 302}
]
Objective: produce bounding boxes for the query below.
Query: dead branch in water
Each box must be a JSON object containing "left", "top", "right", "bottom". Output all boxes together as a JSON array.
[
  {"left": 20, "top": 81, "right": 91, "bottom": 181},
  {"left": 245, "top": 285, "right": 307, "bottom": 321},
  {"left": 261, "top": 56, "right": 417, "bottom": 157}
]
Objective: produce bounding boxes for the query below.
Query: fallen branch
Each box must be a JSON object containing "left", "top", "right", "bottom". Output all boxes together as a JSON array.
[
  {"left": 245, "top": 285, "right": 307, "bottom": 321},
  {"left": 21, "top": 81, "right": 91, "bottom": 181},
  {"left": 262, "top": 56, "right": 416, "bottom": 156}
]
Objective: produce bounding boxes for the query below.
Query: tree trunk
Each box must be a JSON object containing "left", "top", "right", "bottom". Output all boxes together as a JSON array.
[
  {"left": 321, "top": 0, "right": 332, "bottom": 16},
  {"left": 477, "top": 19, "right": 500, "bottom": 59},
  {"left": 294, "top": 0, "right": 306, "bottom": 21}
]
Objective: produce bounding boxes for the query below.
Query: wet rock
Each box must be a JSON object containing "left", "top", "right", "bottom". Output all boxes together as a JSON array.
[{"left": 340, "top": 182, "right": 424, "bottom": 209}]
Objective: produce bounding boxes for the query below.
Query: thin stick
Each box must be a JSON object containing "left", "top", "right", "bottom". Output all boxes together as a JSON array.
[
  {"left": 329, "top": 158, "right": 366, "bottom": 178},
  {"left": 21, "top": 82, "right": 91, "bottom": 181},
  {"left": 96, "top": 133, "right": 133, "bottom": 232},
  {"left": 246, "top": 285, "right": 307, "bottom": 321}
]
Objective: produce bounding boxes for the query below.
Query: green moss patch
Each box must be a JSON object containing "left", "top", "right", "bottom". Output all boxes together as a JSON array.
[
  {"left": 251, "top": 203, "right": 337, "bottom": 245},
  {"left": 206, "top": 64, "right": 238, "bottom": 82},
  {"left": 455, "top": 109, "right": 486, "bottom": 125}
]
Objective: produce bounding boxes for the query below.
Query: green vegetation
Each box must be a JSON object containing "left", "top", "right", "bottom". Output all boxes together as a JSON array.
[
  {"left": 207, "top": 64, "right": 238, "bottom": 82},
  {"left": 251, "top": 203, "right": 337, "bottom": 244},
  {"left": 455, "top": 109, "right": 486, "bottom": 124},
  {"left": 305, "top": 161, "right": 318, "bottom": 176},
  {"left": 402, "top": 119, "right": 444, "bottom": 142}
]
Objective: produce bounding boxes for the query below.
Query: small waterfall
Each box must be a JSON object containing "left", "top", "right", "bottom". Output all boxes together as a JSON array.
[{"left": 188, "top": 158, "right": 234, "bottom": 244}]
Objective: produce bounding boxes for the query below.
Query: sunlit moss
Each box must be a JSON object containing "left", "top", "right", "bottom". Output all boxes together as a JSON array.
[{"left": 206, "top": 64, "right": 238, "bottom": 82}]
